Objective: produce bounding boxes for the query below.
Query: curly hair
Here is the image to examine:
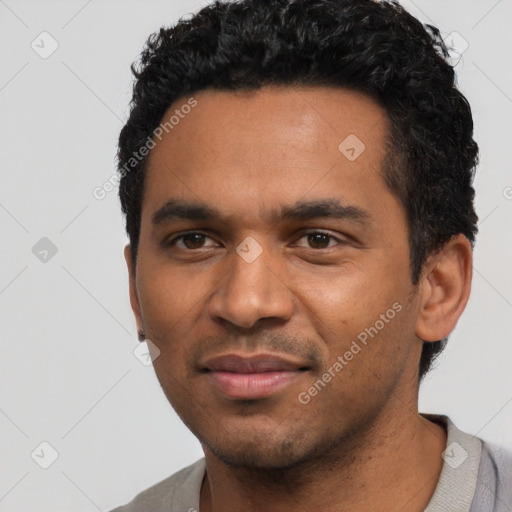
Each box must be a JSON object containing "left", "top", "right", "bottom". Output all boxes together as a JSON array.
[{"left": 118, "top": 0, "right": 478, "bottom": 381}]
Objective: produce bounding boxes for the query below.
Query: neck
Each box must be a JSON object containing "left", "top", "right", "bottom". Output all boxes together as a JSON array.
[{"left": 199, "top": 404, "right": 447, "bottom": 512}]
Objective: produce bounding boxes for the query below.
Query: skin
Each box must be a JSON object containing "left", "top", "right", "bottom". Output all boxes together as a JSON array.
[{"left": 125, "top": 86, "right": 473, "bottom": 511}]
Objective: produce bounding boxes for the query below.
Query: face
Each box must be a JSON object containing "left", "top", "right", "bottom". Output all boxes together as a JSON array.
[{"left": 127, "top": 86, "right": 424, "bottom": 469}]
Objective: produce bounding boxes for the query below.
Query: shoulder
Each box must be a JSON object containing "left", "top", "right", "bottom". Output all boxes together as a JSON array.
[
  {"left": 471, "top": 440, "right": 512, "bottom": 512},
  {"left": 482, "top": 441, "right": 512, "bottom": 492},
  {"left": 109, "top": 458, "right": 206, "bottom": 512}
]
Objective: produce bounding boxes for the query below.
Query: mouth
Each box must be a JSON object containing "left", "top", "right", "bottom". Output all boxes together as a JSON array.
[{"left": 202, "top": 353, "right": 309, "bottom": 400}]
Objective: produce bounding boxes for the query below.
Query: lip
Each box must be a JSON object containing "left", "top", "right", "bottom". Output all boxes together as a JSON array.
[{"left": 202, "top": 353, "right": 308, "bottom": 400}]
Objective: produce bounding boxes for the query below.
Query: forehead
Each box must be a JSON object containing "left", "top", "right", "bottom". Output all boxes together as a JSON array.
[{"left": 142, "top": 86, "right": 394, "bottom": 224}]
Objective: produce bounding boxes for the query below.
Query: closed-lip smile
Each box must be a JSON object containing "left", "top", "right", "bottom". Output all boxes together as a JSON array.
[{"left": 202, "top": 353, "right": 309, "bottom": 399}]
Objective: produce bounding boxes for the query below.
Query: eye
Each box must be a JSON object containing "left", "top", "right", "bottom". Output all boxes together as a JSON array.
[
  {"left": 167, "top": 230, "right": 343, "bottom": 251},
  {"left": 169, "top": 231, "right": 218, "bottom": 250},
  {"left": 295, "top": 230, "right": 341, "bottom": 249}
]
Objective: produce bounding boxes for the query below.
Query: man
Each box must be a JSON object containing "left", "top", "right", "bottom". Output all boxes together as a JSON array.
[{"left": 112, "top": 0, "right": 512, "bottom": 510}]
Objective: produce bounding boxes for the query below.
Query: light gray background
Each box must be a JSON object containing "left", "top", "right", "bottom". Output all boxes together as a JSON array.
[{"left": 0, "top": 0, "right": 510, "bottom": 510}]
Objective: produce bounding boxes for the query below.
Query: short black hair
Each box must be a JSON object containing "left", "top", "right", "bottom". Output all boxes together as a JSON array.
[{"left": 118, "top": 0, "right": 478, "bottom": 381}]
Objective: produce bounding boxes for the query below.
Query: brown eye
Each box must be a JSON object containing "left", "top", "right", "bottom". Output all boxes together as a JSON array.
[
  {"left": 295, "top": 231, "right": 341, "bottom": 249},
  {"left": 306, "top": 232, "right": 332, "bottom": 249},
  {"left": 168, "top": 232, "right": 218, "bottom": 250},
  {"left": 181, "top": 233, "right": 207, "bottom": 249}
]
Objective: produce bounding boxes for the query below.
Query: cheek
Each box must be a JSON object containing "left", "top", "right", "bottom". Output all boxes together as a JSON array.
[
  {"left": 338, "top": 295, "right": 417, "bottom": 391},
  {"left": 136, "top": 264, "right": 202, "bottom": 347},
  {"left": 292, "top": 265, "right": 404, "bottom": 343},
  {"left": 136, "top": 268, "right": 199, "bottom": 403},
  {"left": 292, "top": 264, "right": 417, "bottom": 401}
]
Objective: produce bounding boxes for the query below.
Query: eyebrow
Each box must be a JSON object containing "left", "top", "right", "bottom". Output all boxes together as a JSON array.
[
  {"left": 279, "top": 199, "right": 371, "bottom": 223},
  {"left": 151, "top": 198, "right": 372, "bottom": 226}
]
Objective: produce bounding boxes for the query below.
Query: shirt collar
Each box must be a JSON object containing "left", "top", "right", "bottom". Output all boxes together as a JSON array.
[{"left": 422, "top": 413, "right": 482, "bottom": 512}]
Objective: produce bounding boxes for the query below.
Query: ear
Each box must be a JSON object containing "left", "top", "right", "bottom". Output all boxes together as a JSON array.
[
  {"left": 124, "top": 244, "right": 143, "bottom": 334},
  {"left": 415, "top": 234, "right": 473, "bottom": 342}
]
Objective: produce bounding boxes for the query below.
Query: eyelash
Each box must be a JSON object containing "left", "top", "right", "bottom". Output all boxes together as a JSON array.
[{"left": 167, "top": 230, "right": 343, "bottom": 250}]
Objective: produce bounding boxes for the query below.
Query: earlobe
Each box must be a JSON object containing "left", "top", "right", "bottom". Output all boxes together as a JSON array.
[
  {"left": 415, "top": 234, "right": 473, "bottom": 342},
  {"left": 124, "top": 244, "right": 144, "bottom": 336}
]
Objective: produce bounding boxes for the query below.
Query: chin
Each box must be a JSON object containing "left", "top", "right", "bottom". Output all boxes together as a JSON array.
[
  {"left": 200, "top": 425, "right": 335, "bottom": 471},
  {"left": 208, "top": 443, "right": 309, "bottom": 470}
]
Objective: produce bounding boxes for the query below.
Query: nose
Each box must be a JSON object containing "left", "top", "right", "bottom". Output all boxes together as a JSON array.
[{"left": 208, "top": 243, "right": 295, "bottom": 329}]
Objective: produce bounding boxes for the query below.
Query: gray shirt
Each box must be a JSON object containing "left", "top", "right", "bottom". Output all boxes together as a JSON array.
[{"left": 111, "top": 415, "right": 512, "bottom": 511}]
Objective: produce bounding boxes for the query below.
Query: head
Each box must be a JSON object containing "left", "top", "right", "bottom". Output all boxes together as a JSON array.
[{"left": 118, "top": 0, "right": 477, "bottom": 469}]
